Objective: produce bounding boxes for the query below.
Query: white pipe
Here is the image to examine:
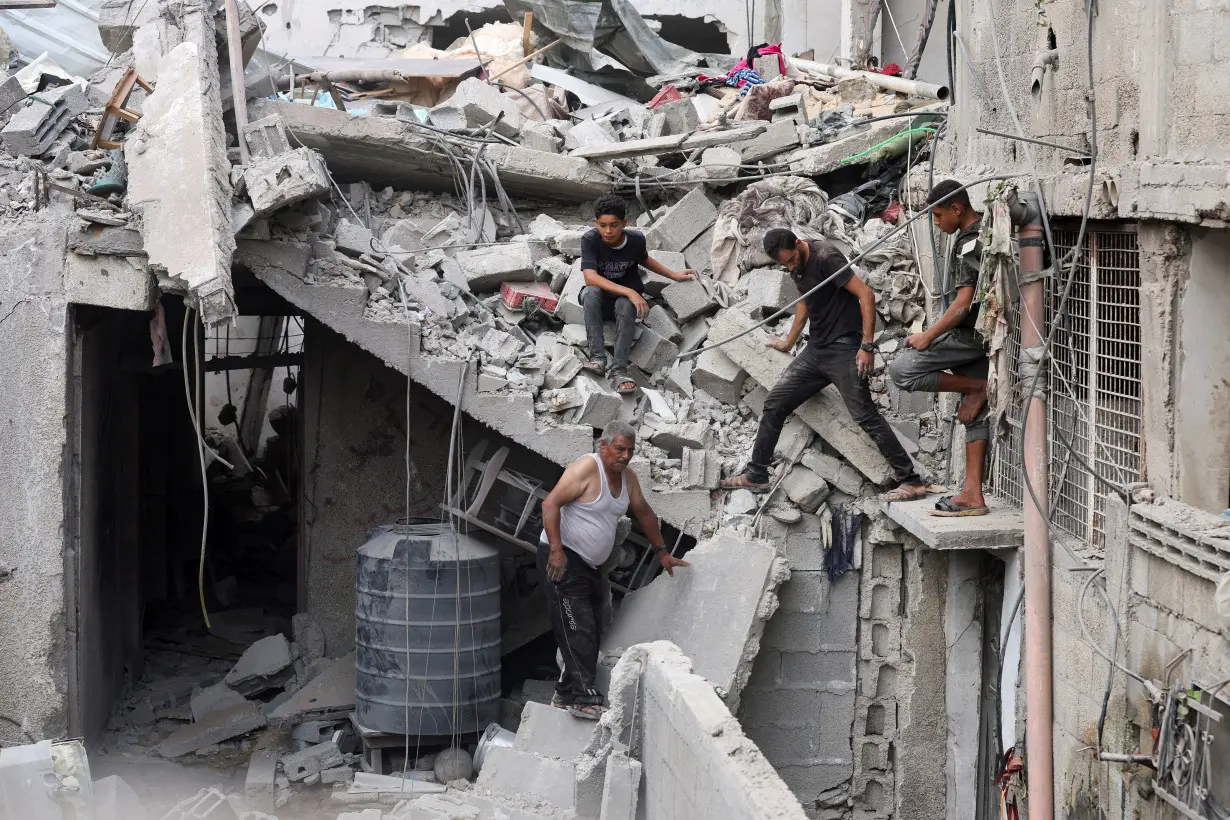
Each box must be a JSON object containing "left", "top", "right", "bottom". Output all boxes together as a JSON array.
[{"left": 791, "top": 57, "right": 950, "bottom": 100}]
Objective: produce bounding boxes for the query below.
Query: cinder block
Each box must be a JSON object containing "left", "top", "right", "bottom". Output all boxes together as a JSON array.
[
  {"left": 658, "top": 97, "right": 699, "bottom": 135},
  {"left": 691, "top": 347, "right": 747, "bottom": 405},
  {"left": 244, "top": 748, "right": 278, "bottom": 807},
  {"left": 564, "top": 118, "right": 619, "bottom": 152},
  {"left": 522, "top": 120, "right": 564, "bottom": 153},
  {"left": 745, "top": 268, "right": 797, "bottom": 318},
  {"left": 782, "top": 465, "right": 830, "bottom": 512},
  {"left": 281, "top": 741, "right": 344, "bottom": 782},
  {"left": 454, "top": 242, "right": 536, "bottom": 292},
  {"left": 684, "top": 226, "right": 715, "bottom": 274},
  {"left": 644, "top": 304, "right": 683, "bottom": 343},
  {"left": 780, "top": 650, "right": 857, "bottom": 687},
  {"left": 800, "top": 450, "right": 866, "bottom": 497},
  {"left": 740, "top": 687, "right": 826, "bottom": 726},
  {"left": 661, "top": 278, "right": 719, "bottom": 323},
  {"left": 776, "top": 570, "right": 828, "bottom": 614},
  {"left": 600, "top": 751, "right": 641, "bottom": 820},
  {"left": 647, "top": 189, "right": 717, "bottom": 253},
  {"left": 475, "top": 746, "right": 576, "bottom": 810},
  {"left": 243, "top": 115, "right": 291, "bottom": 160},
  {"left": 243, "top": 148, "right": 330, "bottom": 217},
  {"left": 740, "top": 119, "right": 802, "bottom": 163},
  {"left": 1, "top": 83, "right": 87, "bottom": 156},
  {"left": 514, "top": 701, "right": 596, "bottom": 762},
  {"left": 429, "top": 77, "right": 525, "bottom": 139},
  {"left": 681, "top": 447, "right": 720, "bottom": 489},
  {"left": 628, "top": 325, "right": 680, "bottom": 374},
  {"left": 648, "top": 421, "right": 710, "bottom": 457}
]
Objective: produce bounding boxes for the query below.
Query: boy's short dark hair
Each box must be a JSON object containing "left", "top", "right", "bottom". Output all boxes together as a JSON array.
[
  {"left": 763, "top": 227, "right": 799, "bottom": 257},
  {"left": 594, "top": 195, "right": 629, "bottom": 220},
  {"left": 926, "top": 179, "right": 972, "bottom": 209}
]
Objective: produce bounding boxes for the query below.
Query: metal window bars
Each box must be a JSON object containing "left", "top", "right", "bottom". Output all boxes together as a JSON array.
[{"left": 991, "top": 225, "right": 1143, "bottom": 553}]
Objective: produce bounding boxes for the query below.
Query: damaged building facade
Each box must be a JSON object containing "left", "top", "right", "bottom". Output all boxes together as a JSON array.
[{"left": 0, "top": 0, "right": 1228, "bottom": 818}]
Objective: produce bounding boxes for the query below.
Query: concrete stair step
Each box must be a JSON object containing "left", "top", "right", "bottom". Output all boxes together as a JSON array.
[
  {"left": 514, "top": 701, "right": 596, "bottom": 762},
  {"left": 475, "top": 746, "right": 577, "bottom": 812}
]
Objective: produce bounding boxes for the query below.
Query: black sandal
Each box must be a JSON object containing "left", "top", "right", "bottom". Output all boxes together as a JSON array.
[
  {"left": 611, "top": 372, "right": 636, "bottom": 394},
  {"left": 930, "top": 496, "right": 989, "bottom": 517}
]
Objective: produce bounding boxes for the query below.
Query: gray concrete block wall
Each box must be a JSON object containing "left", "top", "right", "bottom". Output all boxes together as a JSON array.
[
  {"left": 739, "top": 516, "right": 859, "bottom": 813},
  {"left": 637, "top": 642, "right": 808, "bottom": 820}
]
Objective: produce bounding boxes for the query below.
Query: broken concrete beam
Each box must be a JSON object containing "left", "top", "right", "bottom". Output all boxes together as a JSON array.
[
  {"left": 781, "top": 465, "right": 830, "bottom": 512},
  {"left": 429, "top": 78, "right": 525, "bottom": 139},
  {"left": 745, "top": 268, "right": 796, "bottom": 318},
  {"left": 189, "top": 682, "right": 247, "bottom": 722},
  {"left": 569, "top": 123, "right": 768, "bottom": 161},
  {"left": 282, "top": 741, "right": 345, "bottom": 782},
  {"left": 126, "top": 17, "right": 236, "bottom": 324},
  {"left": 800, "top": 449, "right": 866, "bottom": 497},
  {"left": 476, "top": 746, "right": 577, "bottom": 811},
  {"left": 515, "top": 702, "right": 596, "bottom": 762},
  {"left": 643, "top": 304, "right": 682, "bottom": 343},
  {"left": 709, "top": 309, "right": 892, "bottom": 484},
  {"left": 628, "top": 326, "right": 679, "bottom": 374},
  {"left": 697, "top": 145, "right": 741, "bottom": 185},
  {"left": 646, "top": 190, "right": 717, "bottom": 253},
  {"left": 225, "top": 634, "right": 292, "bottom": 691},
  {"left": 1, "top": 83, "right": 86, "bottom": 157},
  {"left": 601, "top": 534, "right": 788, "bottom": 710},
  {"left": 212, "top": 0, "right": 263, "bottom": 67},
  {"left": 739, "top": 119, "right": 802, "bottom": 163},
  {"left": 244, "top": 147, "right": 331, "bottom": 217},
  {"left": 243, "top": 115, "right": 292, "bottom": 160},
  {"left": 691, "top": 347, "right": 746, "bottom": 405},
  {"left": 681, "top": 447, "right": 719, "bottom": 490},
  {"left": 454, "top": 243, "right": 535, "bottom": 292},
  {"left": 0, "top": 75, "right": 23, "bottom": 128},
  {"left": 787, "top": 115, "right": 936, "bottom": 176},
  {"left": 647, "top": 489, "right": 712, "bottom": 529},
  {"left": 159, "top": 702, "right": 267, "bottom": 758},
  {"left": 248, "top": 98, "right": 612, "bottom": 201},
  {"left": 648, "top": 421, "right": 709, "bottom": 458},
  {"left": 661, "top": 279, "right": 719, "bottom": 323},
  {"left": 68, "top": 226, "right": 144, "bottom": 257}
]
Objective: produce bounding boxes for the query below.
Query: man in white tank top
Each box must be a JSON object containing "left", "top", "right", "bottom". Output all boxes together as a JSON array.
[{"left": 539, "top": 420, "right": 689, "bottom": 719}]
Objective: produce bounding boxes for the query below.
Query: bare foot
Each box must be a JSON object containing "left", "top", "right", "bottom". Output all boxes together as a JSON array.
[
  {"left": 720, "top": 472, "right": 772, "bottom": 491},
  {"left": 957, "top": 390, "right": 987, "bottom": 425},
  {"left": 946, "top": 488, "right": 986, "bottom": 509}
]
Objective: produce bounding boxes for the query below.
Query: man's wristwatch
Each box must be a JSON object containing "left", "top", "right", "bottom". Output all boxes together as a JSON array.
[
  {"left": 650, "top": 543, "right": 668, "bottom": 555},
  {"left": 860, "top": 342, "right": 876, "bottom": 353}
]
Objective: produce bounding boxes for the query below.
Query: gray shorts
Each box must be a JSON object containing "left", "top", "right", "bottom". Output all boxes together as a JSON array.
[{"left": 887, "top": 328, "right": 990, "bottom": 441}]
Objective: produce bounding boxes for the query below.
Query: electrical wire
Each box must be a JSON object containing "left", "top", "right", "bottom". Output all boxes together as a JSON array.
[
  {"left": 181, "top": 308, "right": 212, "bottom": 629},
  {"left": 680, "top": 173, "right": 1022, "bottom": 362}
]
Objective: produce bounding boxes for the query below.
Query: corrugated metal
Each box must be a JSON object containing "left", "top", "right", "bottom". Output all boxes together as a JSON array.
[{"left": 2, "top": 0, "right": 109, "bottom": 77}]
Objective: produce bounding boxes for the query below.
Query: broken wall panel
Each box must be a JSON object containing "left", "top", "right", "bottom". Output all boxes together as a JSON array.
[{"left": 125, "top": 0, "right": 236, "bottom": 325}]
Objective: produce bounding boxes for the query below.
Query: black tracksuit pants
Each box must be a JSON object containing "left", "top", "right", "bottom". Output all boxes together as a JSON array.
[{"left": 538, "top": 542, "right": 605, "bottom": 705}]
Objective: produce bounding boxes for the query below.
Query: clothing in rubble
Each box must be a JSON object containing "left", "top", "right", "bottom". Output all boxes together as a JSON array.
[
  {"left": 743, "top": 240, "right": 921, "bottom": 486},
  {"left": 538, "top": 452, "right": 629, "bottom": 706}
]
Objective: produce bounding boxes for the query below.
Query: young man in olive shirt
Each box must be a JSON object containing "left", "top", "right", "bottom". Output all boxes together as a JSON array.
[
  {"left": 723, "top": 228, "right": 926, "bottom": 499},
  {"left": 887, "top": 179, "right": 990, "bottom": 516}
]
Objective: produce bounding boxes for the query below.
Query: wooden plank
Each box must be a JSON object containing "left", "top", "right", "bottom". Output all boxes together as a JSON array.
[
  {"left": 441, "top": 505, "right": 538, "bottom": 555},
  {"left": 522, "top": 11, "right": 533, "bottom": 56}
]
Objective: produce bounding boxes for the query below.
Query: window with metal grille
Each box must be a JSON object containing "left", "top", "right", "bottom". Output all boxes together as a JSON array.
[{"left": 990, "top": 225, "right": 1143, "bottom": 551}]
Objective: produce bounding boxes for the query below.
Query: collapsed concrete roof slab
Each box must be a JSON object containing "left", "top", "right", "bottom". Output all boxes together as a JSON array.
[
  {"left": 786, "top": 108, "right": 945, "bottom": 176},
  {"left": 600, "top": 533, "right": 789, "bottom": 712},
  {"left": 248, "top": 99, "right": 613, "bottom": 202},
  {"left": 239, "top": 240, "right": 597, "bottom": 469},
  {"left": 709, "top": 309, "right": 893, "bottom": 484},
  {"left": 125, "top": 6, "right": 236, "bottom": 325}
]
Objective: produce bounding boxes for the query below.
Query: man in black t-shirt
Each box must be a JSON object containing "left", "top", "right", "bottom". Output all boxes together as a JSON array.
[
  {"left": 580, "top": 195, "right": 696, "bottom": 394},
  {"left": 723, "top": 228, "right": 925, "bottom": 499}
]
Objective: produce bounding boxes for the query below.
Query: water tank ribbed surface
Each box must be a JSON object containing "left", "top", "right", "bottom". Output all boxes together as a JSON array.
[{"left": 355, "top": 521, "right": 501, "bottom": 737}]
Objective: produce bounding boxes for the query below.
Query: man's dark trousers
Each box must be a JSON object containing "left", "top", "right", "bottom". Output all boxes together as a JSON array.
[
  {"left": 537, "top": 541, "right": 604, "bottom": 705},
  {"left": 747, "top": 336, "right": 920, "bottom": 485}
]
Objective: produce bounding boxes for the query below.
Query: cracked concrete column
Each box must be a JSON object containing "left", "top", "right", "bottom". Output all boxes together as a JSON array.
[{"left": 125, "top": 0, "right": 236, "bottom": 325}]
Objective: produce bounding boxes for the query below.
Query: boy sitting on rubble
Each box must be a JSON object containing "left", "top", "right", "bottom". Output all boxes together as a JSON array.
[{"left": 579, "top": 195, "right": 696, "bottom": 394}]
